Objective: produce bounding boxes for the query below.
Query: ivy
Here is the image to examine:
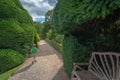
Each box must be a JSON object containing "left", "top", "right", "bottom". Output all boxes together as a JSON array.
[{"left": 52, "top": 0, "right": 120, "bottom": 34}]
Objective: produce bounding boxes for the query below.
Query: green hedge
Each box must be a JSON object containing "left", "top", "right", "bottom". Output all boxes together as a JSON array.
[
  {"left": 36, "top": 33, "right": 40, "bottom": 42},
  {"left": 0, "top": 20, "right": 35, "bottom": 54},
  {"left": 0, "top": 49, "right": 24, "bottom": 74},
  {"left": 0, "top": 0, "right": 36, "bottom": 54},
  {"left": 54, "top": 35, "right": 64, "bottom": 44},
  {"left": 63, "top": 36, "right": 91, "bottom": 77},
  {"left": 46, "top": 29, "right": 57, "bottom": 40},
  {"left": 0, "top": 0, "right": 33, "bottom": 24},
  {"left": 12, "top": 0, "right": 24, "bottom": 9}
]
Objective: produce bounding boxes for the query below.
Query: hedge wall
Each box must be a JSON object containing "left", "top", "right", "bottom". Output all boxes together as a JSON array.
[
  {"left": 62, "top": 35, "right": 91, "bottom": 77},
  {"left": 0, "top": 49, "right": 24, "bottom": 74},
  {"left": 0, "top": 0, "right": 36, "bottom": 54}
]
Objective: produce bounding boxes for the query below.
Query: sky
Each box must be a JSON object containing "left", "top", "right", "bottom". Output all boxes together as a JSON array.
[{"left": 20, "top": 0, "right": 57, "bottom": 22}]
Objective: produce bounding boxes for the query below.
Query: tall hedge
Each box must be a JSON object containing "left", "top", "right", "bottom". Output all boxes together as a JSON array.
[
  {"left": 63, "top": 35, "right": 91, "bottom": 77},
  {"left": 0, "top": 49, "right": 24, "bottom": 73},
  {"left": 0, "top": 0, "right": 36, "bottom": 54}
]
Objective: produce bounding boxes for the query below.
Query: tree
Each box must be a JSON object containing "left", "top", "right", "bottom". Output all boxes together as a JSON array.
[{"left": 43, "top": 9, "right": 56, "bottom": 39}]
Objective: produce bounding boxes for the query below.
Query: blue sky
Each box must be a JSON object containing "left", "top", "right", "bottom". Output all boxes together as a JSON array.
[
  {"left": 20, "top": 0, "right": 57, "bottom": 22},
  {"left": 35, "top": 17, "right": 45, "bottom": 22}
]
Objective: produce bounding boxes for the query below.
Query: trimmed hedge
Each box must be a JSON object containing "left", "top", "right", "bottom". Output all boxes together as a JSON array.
[
  {"left": 0, "top": 49, "right": 24, "bottom": 74},
  {"left": 0, "top": 0, "right": 33, "bottom": 24},
  {"left": 62, "top": 36, "right": 91, "bottom": 77},
  {"left": 0, "top": 20, "right": 35, "bottom": 54},
  {"left": 0, "top": 0, "right": 36, "bottom": 54},
  {"left": 12, "top": 0, "right": 24, "bottom": 9}
]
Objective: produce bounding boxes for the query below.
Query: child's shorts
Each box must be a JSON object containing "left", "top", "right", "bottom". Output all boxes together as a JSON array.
[{"left": 32, "top": 54, "right": 36, "bottom": 57}]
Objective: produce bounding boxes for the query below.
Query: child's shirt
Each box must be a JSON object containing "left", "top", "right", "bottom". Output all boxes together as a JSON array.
[{"left": 31, "top": 47, "right": 38, "bottom": 54}]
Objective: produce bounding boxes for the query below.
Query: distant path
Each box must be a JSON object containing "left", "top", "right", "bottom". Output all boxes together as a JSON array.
[{"left": 9, "top": 40, "right": 69, "bottom": 80}]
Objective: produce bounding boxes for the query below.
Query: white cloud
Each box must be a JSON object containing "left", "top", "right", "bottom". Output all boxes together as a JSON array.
[{"left": 20, "top": 0, "right": 57, "bottom": 21}]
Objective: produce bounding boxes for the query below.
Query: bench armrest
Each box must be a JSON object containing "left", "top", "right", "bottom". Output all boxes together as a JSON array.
[{"left": 73, "top": 62, "right": 89, "bottom": 71}]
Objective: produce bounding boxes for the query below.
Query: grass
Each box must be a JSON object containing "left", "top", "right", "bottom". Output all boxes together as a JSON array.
[{"left": 0, "top": 64, "right": 23, "bottom": 80}]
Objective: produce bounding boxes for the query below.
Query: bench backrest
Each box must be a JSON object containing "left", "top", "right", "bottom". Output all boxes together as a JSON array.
[{"left": 88, "top": 52, "right": 120, "bottom": 80}]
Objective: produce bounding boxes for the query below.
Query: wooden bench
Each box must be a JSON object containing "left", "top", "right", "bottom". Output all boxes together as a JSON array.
[{"left": 71, "top": 52, "right": 120, "bottom": 80}]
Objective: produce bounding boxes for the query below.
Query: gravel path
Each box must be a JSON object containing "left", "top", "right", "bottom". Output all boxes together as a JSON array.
[{"left": 9, "top": 40, "right": 69, "bottom": 80}]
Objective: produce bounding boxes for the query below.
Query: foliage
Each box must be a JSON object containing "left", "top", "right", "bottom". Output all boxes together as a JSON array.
[
  {"left": 12, "top": 0, "right": 24, "bottom": 9},
  {"left": 0, "top": 63, "right": 23, "bottom": 80},
  {"left": 62, "top": 35, "right": 91, "bottom": 77},
  {"left": 34, "top": 22, "right": 44, "bottom": 37},
  {"left": 42, "top": 22, "right": 51, "bottom": 39},
  {"left": 54, "top": 35, "right": 64, "bottom": 43},
  {"left": 45, "top": 10, "right": 53, "bottom": 22},
  {"left": 48, "top": 0, "right": 120, "bottom": 77},
  {"left": 36, "top": 33, "right": 40, "bottom": 42},
  {"left": 91, "top": 33, "right": 120, "bottom": 52},
  {"left": 0, "top": 49, "right": 24, "bottom": 74},
  {"left": 0, "top": 20, "right": 35, "bottom": 54},
  {"left": 53, "top": 0, "right": 120, "bottom": 34},
  {"left": 46, "top": 29, "right": 57, "bottom": 40},
  {"left": 43, "top": 9, "right": 54, "bottom": 39},
  {"left": 0, "top": 0, "right": 33, "bottom": 24},
  {"left": 0, "top": 0, "right": 36, "bottom": 54}
]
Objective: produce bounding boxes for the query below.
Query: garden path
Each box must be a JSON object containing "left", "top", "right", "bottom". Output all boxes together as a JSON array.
[{"left": 9, "top": 40, "right": 69, "bottom": 80}]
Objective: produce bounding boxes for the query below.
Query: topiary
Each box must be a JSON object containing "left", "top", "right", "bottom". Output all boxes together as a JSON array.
[
  {"left": 0, "top": 49, "right": 24, "bottom": 73},
  {"left": 0, "top": 0, "right": 36, "bottom": 54}
]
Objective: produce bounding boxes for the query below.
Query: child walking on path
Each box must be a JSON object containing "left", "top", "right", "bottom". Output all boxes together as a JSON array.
[{"left": 31, "top": 44, "right": 38, "bottom": 63}]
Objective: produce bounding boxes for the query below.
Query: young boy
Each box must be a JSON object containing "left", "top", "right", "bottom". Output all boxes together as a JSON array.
[{"left": 31, "top": 44, "right": 38, "bottom": 63}]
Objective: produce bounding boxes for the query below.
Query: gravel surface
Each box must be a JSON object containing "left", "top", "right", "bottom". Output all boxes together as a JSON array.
[{"left": 9, "top": 40, "right": 69, "bottom": 80}]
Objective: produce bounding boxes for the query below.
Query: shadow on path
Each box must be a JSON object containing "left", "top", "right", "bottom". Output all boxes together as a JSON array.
[
  {"left": 52, "top": 66, "right": 69, "bottom": 80},
  {"left": 12, "top": 63, "right": 33, "bottom": 76}
]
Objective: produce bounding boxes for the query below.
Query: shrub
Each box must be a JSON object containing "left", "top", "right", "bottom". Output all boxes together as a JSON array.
[
  {"left": 46, "top": 29, "right": 57, "bottom": 40},
  {"left": 36, "top": 33, "right": 40, "bottom": 42},
  {"left": 54, "top": 35, "right": 64, "bottom": 43},
  {"left": 0, "top": 20, "right": 35, "bottom": 54},
  {"left": 12, "top": 0, "right": 24, "bottom": 9},
  {"left": 62, "top": 35, "right": 91, "bottom": 77},
  {"left": 0, "top": 0, "right": 33, "bottom": 24},
  {"left": 34, "top": 22, "right": 43, "bottom": 36},
  {"left": 0, "top": 49, "right": 24, "bottom": 74},
  {"left": 0, "top": 0, "right": 36, "bottom": 54}
]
